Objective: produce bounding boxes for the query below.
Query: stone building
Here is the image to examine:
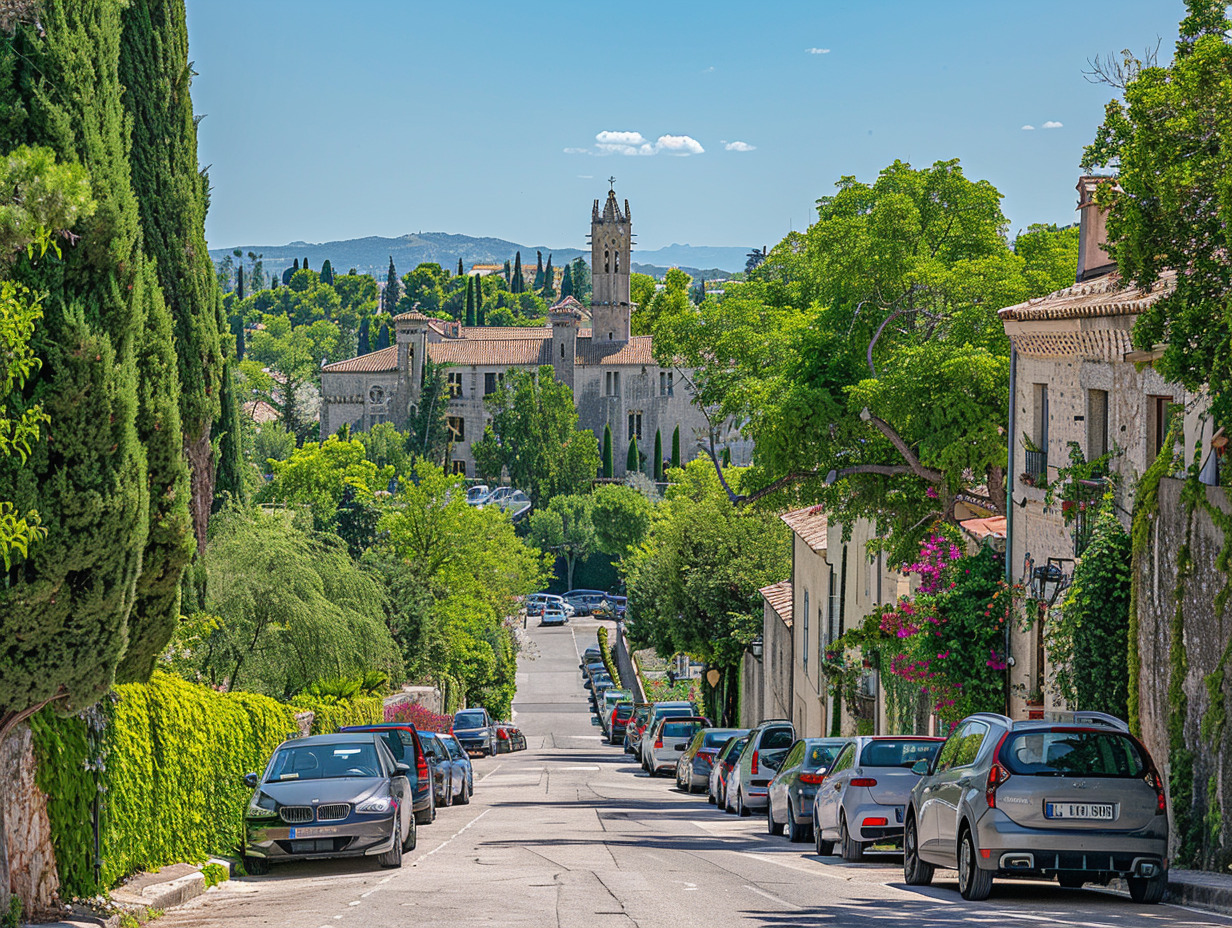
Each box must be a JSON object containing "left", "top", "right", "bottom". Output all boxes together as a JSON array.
[{"left": 319, "top": 189, "right": 744, "bottom": 477}]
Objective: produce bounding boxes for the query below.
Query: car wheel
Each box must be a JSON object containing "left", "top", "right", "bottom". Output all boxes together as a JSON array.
[
  {"left": 815, "top": 820, "right": 835, "bottom": 857},
  {"left": 378, "top": 821, "right": 403, "bottom": 868},
  {"left": 787, "top": 803, "right": 808, "bottom": 843},
  {"left": 402, "top": 815, "right": 417, "bottom": 852},
  {"left": 767, "top": 802, "right": 784, "bottom": 836},
  {"left": 903, "top": 816, "right": 933, "bottom": 886},
  {"left": 414, "top": 790, "right": 434, "bottom": 826},
  {"left": 443, "top": 780, "right": 453, "bottom": 807},
  {"left": 242, "top": 854, "right": 270, "bottom": 876},
  {"left": 1128, "top": 874, "right": 1166, "bottom": 904},
  {"left": 723, "top": 786, "right": 735, "bottom": 814},
  {"left": 456, "top": 779, "right": 471, "bottom": 805},
  {"left": 840, "top": 815, "right": 864, "bottom": 862},
  {"left": 707, "top": 789, "right": 716, "bottom": 805},
  {"left": 957, "top": 829, "right": 993, "bottom": 901},
  {"left": 737, "top": 788, "right": 750, "bottom": 817}
]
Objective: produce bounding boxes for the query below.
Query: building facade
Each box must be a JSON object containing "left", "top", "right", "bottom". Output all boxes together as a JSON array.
[{"left": 319, "top": 190, "right": 745, "bottom": 478}]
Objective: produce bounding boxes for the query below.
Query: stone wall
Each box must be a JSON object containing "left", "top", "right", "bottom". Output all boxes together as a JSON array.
[
  {"left": 0, "top": 724, "right": 59, "bottom": 917},
  {"left": 1137, "top": 476, "right": 1232, "bottom": 869},
  {"left": 739, "top": 651, "right": 763, "bottom": 728},
  {"left": 613, "top": 625, "right": 646, "bottom": 705}
]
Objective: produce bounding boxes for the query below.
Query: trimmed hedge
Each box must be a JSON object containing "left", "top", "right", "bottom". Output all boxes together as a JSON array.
[
  {"left": 290, "top": 694, "right": 383, "bottom": 734},
  {"left": 596, "top": 627, "right": 622, "bottom": 688},
  {"left": 30, "top": 672, "right": 381, "bottom": 897}
]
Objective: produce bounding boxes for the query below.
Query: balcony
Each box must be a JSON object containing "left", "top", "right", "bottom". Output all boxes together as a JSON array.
[{"left": 1022, "top": 449, "right": 1048, "bottom": 487}]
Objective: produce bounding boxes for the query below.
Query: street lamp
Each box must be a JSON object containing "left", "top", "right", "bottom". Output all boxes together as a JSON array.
[{"left": 751, "top": 636, "right": 764, "bottom": 659}]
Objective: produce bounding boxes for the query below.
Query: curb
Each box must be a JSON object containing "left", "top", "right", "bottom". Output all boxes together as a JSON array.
[{"left": 1167, "top": 868, "right": 1232, "bottom": 916}]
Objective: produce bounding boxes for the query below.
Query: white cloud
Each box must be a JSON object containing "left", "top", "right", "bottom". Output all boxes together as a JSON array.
[
  {"left": 725, "top": 140, "right": 756, "bottom": 152},
  {"left": 564, "top": 147, "right": 590, "bottom": 154},
  {"left": 1021, "top": 125, "right": 1035, "bottom": 131},
  {"left": 656, "top": 134, "right": 705, "bottom": 156},
  {"left": 580, "top": 130, "right": 705, "bottom": 157},
  {"left": 595, "top": 130, "right": 648, "bottom": 146},
  {"left": 702, "top": 65, "right": 715, "bottom": 73},
  {"left": 577, "top": 175, "right": 593, "bottom": 179},
  {"left": 806, "top": 47, "right": 830, "bottom": 54},
  {"left": 1042, "top": 120, "right": 1063, "bottom": 129}
]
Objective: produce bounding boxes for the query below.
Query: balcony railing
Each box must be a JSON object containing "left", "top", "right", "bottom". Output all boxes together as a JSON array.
[
  {"left": 1068, "top": 476, "right": 1108, "bottom": 557},
  {"left": 1023, "top": 449, "right": 1048, "bottom": 486}
]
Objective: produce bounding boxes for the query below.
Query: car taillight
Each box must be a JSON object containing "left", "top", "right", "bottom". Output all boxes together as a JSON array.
[
  {"left": 416, "top": 749, "right": 429, "bottom": 783},
  {"left": 751, "top": 750, "right": 759, "bottom": 775},
  {"left": 799, "top": 772, "right": 826, "bottom": 785},
  {"left": 698, "top": 754, "right": 713, "bottom": 766},
  {"left": 863, "top": 816, "right": 888, "bottom": 827},
  {"left": 1147, "top": 768, "right": 1166, "bottom": 815},
  {"left": 654, "top": 737, "right": 663, "bottom": 748},
  {"left": 850, "top": 777, "right": 877, "bottom": 788},
  {"left": 498, "top": 728, "right": 509, "bottom": 739},
  {"left": 985, "top": 762, "right": 1010, "bottom": 809}
]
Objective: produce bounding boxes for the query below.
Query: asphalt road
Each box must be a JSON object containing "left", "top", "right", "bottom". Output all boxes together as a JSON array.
[{"left": 159, "top": 616, "right": 1228, "bottom": 928}]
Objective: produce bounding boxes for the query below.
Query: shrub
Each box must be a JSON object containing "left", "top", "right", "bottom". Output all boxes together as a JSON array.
[
  {"left": 384, "top": 702, "right": 453, "bottom": 732},
  {"left": 289, "top": 694, "right": 382, "bottom": 734}
]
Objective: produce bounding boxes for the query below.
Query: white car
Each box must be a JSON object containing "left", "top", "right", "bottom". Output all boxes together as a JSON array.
[
  {"left": 641, "top": 715, "right": 709, "bottom": 776},
  {"left": 466, "top": 485, "right": 490, "bottom": 505}
]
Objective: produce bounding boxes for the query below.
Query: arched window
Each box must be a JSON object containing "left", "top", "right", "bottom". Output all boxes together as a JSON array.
[
  {"left": 604, "top": 250, "right": 610, "bottom": 273},
  {"left": 560, "top": 342, "right": 565, "bottom": 358},
  {"left": 615, "top": 251, "right": 620, "bottom": 273}
]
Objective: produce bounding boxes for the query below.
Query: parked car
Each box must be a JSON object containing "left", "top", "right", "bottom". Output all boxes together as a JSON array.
[
  {"left": 904, "top": 711, "right": 1168, "bottom": 903},
  {"left": 495, "top": 723, "right": 527, "bottom": 753},
  {"left": 441, "top": 734, "right": 473, "bottom": 804},
  {"left": 676, "top": 728, "right": 747, "bottom": 793},
  {"left": 241, "top": 732, "right": 415, "bottom": 874},
  {"left": 579, "top": 646, "right": 602, "bottom": 667},
  {"left": 563, "top": 589, "right": 608, "bottom": 615},
  {"left": 600, "top": 689, "right": 632, "bottom": 731},
  {"left": 418, "top": 732, "right": 457, "bottom": 808},
  {"left": 636, "top": 702, "right": 698, "bottom": 765},
  {"left": 726, "top": 719, "right": 796, "bottom": 816},
  {"left": 452, "top": 707, "right": 496, "bottom": 756},
  {"left": 623, "top": 704, "right": 652, "bottom": 754},
  {"left": 478, "top": 486, "right": 516, "bottom": 508},
  {"left": 767, "top": 738, "right": 849, "bottom": 842},
  {"left": 813, "top": 735, "right": 944, "bottom": 860},
  {"left": 710, "top": 735, "right": 750, "bottom": 808},
  {"left": 642, "top": 715, "right": 709, "bottom": 776},
  {"left": 608, "top": 702, "right": 635, "bottom": 745},
  {"left": 588, "top": 674, "right": 614, "bottom": 704},
  {"left": 541, "top": 605, "right": 569, "bottom": 627},
  {"left": 465, "top": 485, "right": 490, "bottom": 505},
  {"left": 340, "top": 723, "right": 435, "bottom": 825}
]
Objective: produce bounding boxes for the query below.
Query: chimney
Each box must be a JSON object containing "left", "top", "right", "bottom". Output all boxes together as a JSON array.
[{"left": 1076, "top": 176, "right": 1117, "bottom": 283}]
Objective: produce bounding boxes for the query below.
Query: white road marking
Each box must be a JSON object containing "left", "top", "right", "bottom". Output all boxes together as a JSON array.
[
  {"left": 412, "top": 807, "right": 490, "bottom": 865},
  {"left": 743, "top": 884, "right": 802, "bottom": 910},
  {"left": 558, "top": 765, "right": 601, "bottom": 771},
  {"left": 478, "top": 763, "right": 504, "bottom": 782}
]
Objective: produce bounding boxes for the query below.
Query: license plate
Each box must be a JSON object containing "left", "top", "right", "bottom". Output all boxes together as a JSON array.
[
  {"left": 287, "top": 825, "right": 340, "bottom": 838},
  {"left": 1044, "top": 802, "right": 1115, "bottom": 821}
]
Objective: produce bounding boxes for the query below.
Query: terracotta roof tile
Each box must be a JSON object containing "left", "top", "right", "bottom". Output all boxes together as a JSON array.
[
  {"left": 460, "top": 326, "right": 551, "bottom": 340},
  {"left": 392, "top": 310, "right": 431, "bottom": 322},
  {"left": 549, "top": 296, "right": 585, "bottom": 318},
  {"left": 322, "top": 345, "right": 398, "bottom": 373},
  {"left": 428, "top": 338, "right": 552, "bottom": 366},
  {"left": 760, "top": 579, "right": 793, "bottom": 626},
  {"left": 575, "top": 335, "right": 656, "bottom": 366},
  {"left": 781, "top": 507, "right": 828, "bottom": 555},
  {"left": 998, "top": 270, "right": 1176, "bottom": 322}
]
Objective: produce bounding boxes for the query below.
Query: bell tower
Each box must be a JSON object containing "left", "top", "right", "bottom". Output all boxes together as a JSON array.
[{"left": 589, "top": 184, "right": 632, "bottom": 343}]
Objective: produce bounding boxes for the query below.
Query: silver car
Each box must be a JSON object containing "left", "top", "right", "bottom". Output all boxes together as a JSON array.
[
  {"left": 904, "top": 711, "right": 1169, "bottom": 903},
  {"left": 812, "top": 736, "right": 943, "bottom": 860},
  {"left": 637, "top": 702, "right": 697, "bottom": 771},
  {"left": 709, "top": 734, "right": 750, "bottom": 808},
  {"left": 440, "top": 734, "right": 474, "bottom": 805},
  {"left": 642, "top": 716, "right": 708, "bottom": 775},
  {"left": 726, "top": 719, "right": 794, "bottom": 816},
  {"left": 767, "top": 737, "right": 849, "bottom": 842}
]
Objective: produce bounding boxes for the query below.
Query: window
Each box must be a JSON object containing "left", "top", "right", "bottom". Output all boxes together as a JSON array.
[
  {"left": 802, "top": 590, "right": 810, "bottom": 673},
  {"left": 1027, "top": 383, "right": 1049, "bottom": 479},
  {"left": 829, "top": 745, "right": 855, "bottom": 776},
  {"left": 1087, "top": 389, "right": 1109, "bottom": 459},
  {"left": 659, "top": 371, "right": 674, "bottom": 396},
  {"left": 818, "top": 595, "right": 825, "bottom": 671},
  {"left": 783, "top": 741, "right": 805, "bottom": 770},
  {"left": 1150, "top": 395, "right": 1174, "bottom": 458},
  {"left": 447, "top": 416, "right": 464, "bottom": 441},
  {"left": 447, "top": 372, "right": 463, "bottom": 398},
  {"left": 827, "top": 566, "right": 838, "bottom": 646},
  {"left": 627, "top": 411, "right": 643, "bottom": 442},
  {"left": 560, "top": 342, "right": 565, "bottom": 358},
  {"left": 451, "top": 460, "right": 466, "bottom": 476},
  {"left": 484, "top": 372, "right": 503, "bottom": 396},
  {"left": 605, "top": 370, "right": 621, "bottom": 396}
]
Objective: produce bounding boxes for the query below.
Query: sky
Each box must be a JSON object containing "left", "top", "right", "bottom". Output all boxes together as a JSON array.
[{"left": 186, "top": 0, "right": 1184, "bottom": 253}]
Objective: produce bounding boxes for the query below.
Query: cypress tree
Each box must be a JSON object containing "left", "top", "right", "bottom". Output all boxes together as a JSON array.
[
  {"left": 0, "top": 0, "right": 161, "bottom": 715},
  {"left": 475, "top": 274, "right": 484, "bottom": 325},
  {"left": 457, "top": 257, "right": 464, "bottom": 277},
  {"left": 357, "top": 317, "right": 371, "bottom": 355},
  {"left": 602, "top": 424, "right": 613, "bottom": 478},
  {"left": 533, "top": 250, "right": 544, "bottom": 289},
  {"left": 376, "top": 322, "right": 391, "bottom": 350},
  {"left": 465, "top": 275, "right": 476, "bottom": 327},
  {"left": 236, "top": 262, "right": 244, "bottom": 301},
  {"left": 503, "top": 258, "right": 511, "bottom": 284},
  {"left": 543, "top": 254, "right": 554, "bottom": 298},
  {"left": 303, "top": 255, "right": 308, "bottom": 270},
  {"left": 383, "top": 255, "right": 399, "bottom": 313},
  {"left": 293, "top": 257, "right": 300, "bottom": 272},
  {"left": 653, "top": 429, "right": 663, "bottom": 480},
  {"left": 512, "top": 251, "right": 523, "bottom": 293},
  {"left": 321, "top": 258, "right": 334, "bottom": 285},
  {"left": 212, "top": 359, "right": 245, "bottom": 511},
  {"left": 626, "top": 435, "right": 639, "bottom": 473},
  {"left": 671, "top": 424, "right": 681, "bottom": 469},
  {"left": 722, "top": 446, "right": 732, "bottom": 466},
  {"left": 560, "top": 262, "right": 573, "bottom": 299},
  {"left": 230, "top": 313, "right": 246, "bottom": 361}
]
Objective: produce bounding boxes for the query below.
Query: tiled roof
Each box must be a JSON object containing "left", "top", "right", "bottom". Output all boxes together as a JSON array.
[
  {"left": 392, "top": 310, "right": 430, "bottom": 322},
  {"left": 428, "top": 338, "right": 552, "bottom": 366},
  {"left": 760, "top": 580, "right": 793, "bottom": 627},
  {"left": 549, "top": 296, "right": 585, "bottom": 318},
  {"left": 322, "top": 345, "right": 398, "bottom": 373},
  {"left": 575, "top": 335, "right": 656, "bottom": 366},
  {"left": 998, "top": 269, "right": 1176, "bottom": 322},
  {"left": 460, "top": 326, "right": 551, "bottom": 340},
  {"left": 781, "top": 506, "right": 828, "bottom": 555}
]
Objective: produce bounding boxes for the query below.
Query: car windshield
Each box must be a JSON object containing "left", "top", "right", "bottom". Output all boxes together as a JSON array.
[
  {"left": 760, "top": 728, "right": 794, "bottom": 750},
  {"left": 859, "top": 739, "right": 942, "bottom": 768},
  {"left": 805, "top": 743, "right": 844, "bottom": 769},
  {"left": 454, "top": 711, "right": 486, "bottom": 728},
  {"left": 268, "top": 742, "right": 383, "bottom": 781},
  {"left": 722, "top": 738, "right": 749, "bottom": 761},
  {"left": 1002, "top": 731, "right": 1148, "bottom": 777},
  {"left": 703, "top": 730, "right": 744, "bottom": 748},
  {"left": 614, "top": 704, "right": 634, "bottom": 719},
  {"left": 662, "top": 721, "right": 704, "bottom": 738}
]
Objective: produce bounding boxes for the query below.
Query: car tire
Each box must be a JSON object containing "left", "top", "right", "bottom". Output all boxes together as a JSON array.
[
  {"left": 378, "top": 821, "right": 403, "bottom": 868},
  {"left": 767, "top": 802, "right": 784, "bottom": 836},
  {"left": 707, "top": 790, "right": 716, "bottom": 805},
  {"left": 1128, "top": 874, "right": 1166, "bottom": 904},
  {"left": 242, "top": 854, "right": 270, "bottom": 876},
  {"left": 840, "top": 816, "right": 864, "bottom": 862},
  {"left": 1058, "top": 874, "right": 1084, "bottom": 889},
  {"left": 414, "top": 789, "right": 435, "bottom": 826},
  {"left": 737, "top": 788, "right": 750, "bottom": 817},
  {"left": 903, "top": 816, "right": 933, "bottom": 886},
  {"left": 787, "top": 803, "right": 808, "bottom": 843},
  {"left": 815, "top": 823, "right": 835, "bottom": 857},
  {"left": 456, "top": 780, "right": 471, "bottom": 805},
  {"left": 957, "top": 829, "right": 993, "bottom": 901},
  {"left": 402, "top": 816, "right": 417, "bottom": 852}
]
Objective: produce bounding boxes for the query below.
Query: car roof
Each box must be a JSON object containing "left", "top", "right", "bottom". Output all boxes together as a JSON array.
[
  {"left": 565, "top": 589, "right": 605, "bottom": 595},
  {"left": 653, "top": 701, "right": 695, "bottom": 707},
  {"left": 284, "top": 732, "right": 382, "bottom": 746},
  {"left": 340, "top": 723, "right": 416, "bottom": 733}
]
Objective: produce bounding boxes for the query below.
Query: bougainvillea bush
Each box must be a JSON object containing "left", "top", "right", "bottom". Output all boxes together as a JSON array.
[{"left": 385, "top": 701, "right": 454, "bottom": 732}]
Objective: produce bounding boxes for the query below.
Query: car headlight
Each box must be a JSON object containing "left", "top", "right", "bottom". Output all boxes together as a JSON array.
[
  {"left": 355, "top": 797, "right": 394, "bottom": 814},
  {"left": 246, "top": 793, "right": 278, "bottom": 819}
]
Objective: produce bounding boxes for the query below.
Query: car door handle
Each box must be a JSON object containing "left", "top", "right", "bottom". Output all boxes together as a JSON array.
[{"left": 957, "top": 777, "right": 976, "bottom": 788}]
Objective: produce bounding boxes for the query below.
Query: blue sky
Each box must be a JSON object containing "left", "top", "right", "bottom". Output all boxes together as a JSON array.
[{"left": 186, "top": 0, "right": 1183, "bottom": 253}]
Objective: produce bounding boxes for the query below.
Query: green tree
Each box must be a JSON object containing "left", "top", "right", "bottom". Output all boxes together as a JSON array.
[
  {"left": 471, "top": 366, "right": 600, "bottom": 507},
  {"left": 630, "top": 271, "right": 656, "bottom": 309},
  {"left": 357, "top": 316, "right": 371, "bottom": 355},
  {"left": 406, "top": 360, "right": 450, "bottom": 465},
  {"left": 1082, "top": 1, "right": 1232, "bottom": 422},
  {"left": 456, "top": 257, "right": 464, "bottom": 277},
  {"left": 475, "top": 272, "right": 484, "bottom": 325},
  {"left": 320, "top": 258, "right": 334, "bottom": 285},
  {"left": 242, "top": 314, "right": 343, "bottom": 440},
  {"left": 250, "top": 421, "right": 296, "bottom": 472},
  {"left": 512, "top": 251, "right": 523, "bottom": 294},
  {"left": 653, "top": 429, "right": 663, "bottom": 480},
  {"left": 528, "top": 494, "right": 595, "bottom": 590},
  {"left": 212, "top": 360, "right": 246, "bottom": 511},
  {"left": 591, "top": 483, "right": 653, "bottom": 556},
  {"left": 382, "top": 255, "right": 399, "bottom": 314},
  {"left": 671, "top": 424, "right": 681, "bottom": 469},
  {"left": 602, "top": 423, "right": 614, "bottom": 478},
  {"left": 400, "top": 264, "right": 445, "bottom": 316},
  {"left": 568, "top": 257, "right": 591, "bottom": 304},
  {"left": 543, "top": 254, "right": 555, "bottom": 299},
  {"left": 560, "top": 262, "right": 574, "bottom": 299},
  {"left": 357, "top": 421, "right": 412, "bottom": 476},
  {"left": 533, "top": 251, "right": 544, "bottom": 290},
  {"left": 634, "top": 267, "right": 690, "bottom": 337},
  {"left": 376, "top": 321, "right": 391, "bottom": 350},
  {"left": 626, "top": 435, "right": 639, "bottom": 473},
  {"left": 465, "top": 275, "right": 476, "bottom": 327},
  {"left": 503, "top": 258, "right": 511, "bottom": 285},
  {"left": 263, "top": 435, "right": 393, "bottom": 530}
]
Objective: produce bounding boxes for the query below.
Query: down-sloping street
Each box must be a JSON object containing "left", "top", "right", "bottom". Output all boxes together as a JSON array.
[{"left": 157, "top": 617, "right": 1228, "bottom": 928}]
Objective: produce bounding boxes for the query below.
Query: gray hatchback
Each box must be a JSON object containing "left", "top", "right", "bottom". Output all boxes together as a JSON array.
[{"left": 904, "top": 711, "right": 1168, "bottom": 903}]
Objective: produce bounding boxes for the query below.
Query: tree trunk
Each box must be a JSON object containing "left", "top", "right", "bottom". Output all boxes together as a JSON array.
[{"left": 185, "top": 431, "right": 214, "bottom": 554}]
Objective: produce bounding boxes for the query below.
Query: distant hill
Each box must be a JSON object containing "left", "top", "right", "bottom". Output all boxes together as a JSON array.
[{"left": 209, "top": 233, "right": 751, "bottom": 280}]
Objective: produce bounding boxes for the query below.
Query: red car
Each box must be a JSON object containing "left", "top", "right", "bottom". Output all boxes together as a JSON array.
[{"left": 609, "top": 703, "right": 635, "bottom": 745}]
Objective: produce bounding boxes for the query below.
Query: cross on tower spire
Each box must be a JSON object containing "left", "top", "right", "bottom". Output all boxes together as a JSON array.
[{"left": 608, "top": 175, "right": 616, "bottom": 190}]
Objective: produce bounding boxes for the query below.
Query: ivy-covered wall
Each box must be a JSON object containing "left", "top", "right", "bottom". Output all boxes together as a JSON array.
[{"left": 1134, "top": 476, "right": 1231, "bottom": 871}]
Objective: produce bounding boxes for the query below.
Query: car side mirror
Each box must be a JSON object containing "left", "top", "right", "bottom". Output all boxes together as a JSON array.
[
  {"left": 393, "top": 762, "right": 411, "bottom": 776},
  {"left": 243, "top": 772, "right": 260, "bottom": 789},
  {"left": 912, "top": 760, "right": 931, "bottom": 776}
]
